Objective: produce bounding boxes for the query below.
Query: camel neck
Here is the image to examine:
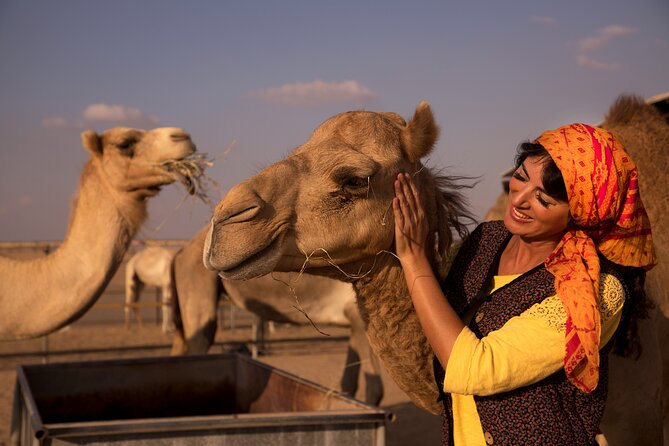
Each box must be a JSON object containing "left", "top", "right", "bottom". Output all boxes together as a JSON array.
[
  {"left": 61, "top": 162, "right": 136, "bottom": 264},
  {"left": 353, "top": 255, "right": 442, "bottom": 414},
  {"left": 0, "top": 161, "right": 144, "bottom": 339}
]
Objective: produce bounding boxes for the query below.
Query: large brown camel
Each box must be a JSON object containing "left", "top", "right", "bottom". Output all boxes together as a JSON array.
[
  {"left": 125, "top": 245, "right": 177, "bottom": 333},
  {"left": 170, "top": 226, "right": 384, "bottom": 404},
  {"left": 203, "top": 101, "right": 468, "bottom": 415},
  {"left": 202, "top": 97, "right": 669, "bottom": 445},
  {"left": 0, "top": 127, "right": 196, "bottom": 340}
]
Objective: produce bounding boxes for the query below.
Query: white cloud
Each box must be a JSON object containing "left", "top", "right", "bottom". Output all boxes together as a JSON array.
[
  {"left": 41, "top": 117, "right": 69, "bottom": 128},
  {"left": 83, "top": 103, "right": 145, "bottom": 121},
  {"left": 576, "top": 25, "right": 637, "bottom": 71},
  {"left": 41, "top": 103, "right": 160, "bottom": 129},
  {"left": 576, "top": 54, "right": 620, "bottom": 71},
  {"left": 531, "top": 15, "right": 557, "bottom": 28},
  {"left": 247, "top": 80, "right": 377, "bottom": 106}
]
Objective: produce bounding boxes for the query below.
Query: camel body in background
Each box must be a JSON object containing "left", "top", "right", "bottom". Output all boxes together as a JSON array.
[
  {"left": 170, "top": 226, "right": 383, "bottom": 404},
  {"left": 202, "top": 97, "right": 669, "bottom": 445},
  {"left": 599, "top": 94, "right": 669, "bottom": 446},
  {"left": 125, "top": 246, "right": 176, "bottom": 333},
  {"left": 0, "top": 127, "right": 196, "bottom": 340}
]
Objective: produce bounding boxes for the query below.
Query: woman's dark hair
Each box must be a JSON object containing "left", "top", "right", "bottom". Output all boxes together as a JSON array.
[
  {"left": 612, "top": 265, "right": 653, "bottom": 358},
  {"left": 514, "top": 142, "right": 568, "bottom": 202}
]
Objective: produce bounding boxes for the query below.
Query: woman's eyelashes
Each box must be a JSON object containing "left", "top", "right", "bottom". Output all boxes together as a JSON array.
[
  {"left": 535, "top": 192, "right": 551, "bottom": 207},
  {"left": 514, "top": 169, "right": 553, "bottom": 207}
]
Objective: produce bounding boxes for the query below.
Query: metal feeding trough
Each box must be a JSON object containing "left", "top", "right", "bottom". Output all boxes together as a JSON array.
[{"left": 11, "top": 353, "right": 388, "bottom": 445}]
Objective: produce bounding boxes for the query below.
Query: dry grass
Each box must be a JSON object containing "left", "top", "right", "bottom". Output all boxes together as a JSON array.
[{"left": 162, "top": 153, "right": 218, "bottom": 204}]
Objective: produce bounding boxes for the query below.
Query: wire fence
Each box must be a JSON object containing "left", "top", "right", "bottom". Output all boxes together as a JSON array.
[{"left": 0, "top": 240, "right": 349, "bottom": 366}]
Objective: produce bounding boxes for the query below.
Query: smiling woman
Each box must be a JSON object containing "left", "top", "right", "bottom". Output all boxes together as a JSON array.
[
  {"left": 393, "top": 123, "right": 656, "bottom": 445},
  {"left": 501, "top": 146, "right": 571, "bottom": 273}
]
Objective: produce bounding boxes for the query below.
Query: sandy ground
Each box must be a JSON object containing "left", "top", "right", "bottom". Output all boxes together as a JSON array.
[{"left": 0, "top": 314, "right": 440, "bottom": 445}]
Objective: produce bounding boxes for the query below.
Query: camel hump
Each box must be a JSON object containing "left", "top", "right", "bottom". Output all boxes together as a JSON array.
[{"left": 402, "top": 100, "right": 440, "bottom": 163}]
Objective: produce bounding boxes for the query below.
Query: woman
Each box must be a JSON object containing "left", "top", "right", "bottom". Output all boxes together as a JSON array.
[{"left": 393, "top": 123, "right": 656, "bottom": 445}]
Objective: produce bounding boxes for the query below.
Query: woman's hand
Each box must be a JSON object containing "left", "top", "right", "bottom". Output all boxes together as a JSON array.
[
  {"left": 393, "top": 172, "right": 430, "bottom": 266},
  {"left": 393, "top": 173, "right": 464, "bottom": 367}
]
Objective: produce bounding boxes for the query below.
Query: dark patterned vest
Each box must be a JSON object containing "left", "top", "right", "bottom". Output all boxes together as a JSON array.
[{"left": 435, "top": 220, "right": 624, "bottom": 446}]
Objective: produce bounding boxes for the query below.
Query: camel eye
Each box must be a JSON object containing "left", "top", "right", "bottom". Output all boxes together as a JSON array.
[
  {"left": 117, "top": 139, "right": 136, "bottom": 154},
  {"left": 343, "top": 176, "right": 368, "bottom": 191}
]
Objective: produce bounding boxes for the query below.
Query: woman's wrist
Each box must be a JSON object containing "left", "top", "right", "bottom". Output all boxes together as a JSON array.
[{"left": 399, "top": 253, "right": 433, "bottom": 278}]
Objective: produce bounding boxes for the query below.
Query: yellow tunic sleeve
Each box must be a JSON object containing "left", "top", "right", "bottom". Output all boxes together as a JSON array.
[
  {"left": 445, "top": 273, "right": 625, "bottom": 446},
  {"left": 444, "top": 273, "right": 625, "bottom": 396}
]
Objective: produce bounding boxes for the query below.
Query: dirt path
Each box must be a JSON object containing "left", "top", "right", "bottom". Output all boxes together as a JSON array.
[{"left": 0, "top": 322, "right": 440, "bottom": 445}]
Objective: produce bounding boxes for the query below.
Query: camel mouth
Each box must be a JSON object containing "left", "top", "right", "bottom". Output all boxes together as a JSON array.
[
  {"left": 130, "top": 185, "right": 164, "bottom": 199},
  {"left": 214, "top": 234, "right": 285, "bottom": 280},
  {"left": 161, "top": 153, "right": 215, "bottom": 201}
]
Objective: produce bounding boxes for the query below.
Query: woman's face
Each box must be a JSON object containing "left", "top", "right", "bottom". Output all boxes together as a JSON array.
[{"left": 504, "top": 156, "right": 570, "bottom": 243}]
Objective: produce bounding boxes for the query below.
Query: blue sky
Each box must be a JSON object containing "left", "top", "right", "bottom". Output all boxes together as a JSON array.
[{"left": 1, "top": 0, "right": 667, "bottom": 242}]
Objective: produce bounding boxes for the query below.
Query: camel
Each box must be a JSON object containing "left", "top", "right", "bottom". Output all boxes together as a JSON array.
[
  {"left": 202, "top": 97, "right": 669, "bottom": 445},
  {"left": 170, "top": 226, "right": 384, "bottom": 404},
  {"left": 125, "top": 245, "right": 176, "bottom": 333},
  {"left": 0, "top": 127, "right": 197, "bottom": 340}
]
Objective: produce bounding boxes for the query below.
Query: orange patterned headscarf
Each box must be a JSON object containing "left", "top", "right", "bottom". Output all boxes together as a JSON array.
[{"left": 536, "top": 123, "right": 656, "bottom": 393}]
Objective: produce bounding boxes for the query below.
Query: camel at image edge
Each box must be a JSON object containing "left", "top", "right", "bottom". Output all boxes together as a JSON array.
[
  {"left": 0, "top": 127, "right": 196, "bottom": 339},
  {"left": 170, "top": 227, "right": 384, "bottom": 405},
  {"left": 202, "top": 96, "right": 669, "bottom": 445}
]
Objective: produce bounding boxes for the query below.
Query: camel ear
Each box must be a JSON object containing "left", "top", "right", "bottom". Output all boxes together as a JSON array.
[
  {"left": 81, "top": 130, "right": 102, "bottom": 156},
  {"left": 401, "top": 101, "right": 440, "bottom": 163}
]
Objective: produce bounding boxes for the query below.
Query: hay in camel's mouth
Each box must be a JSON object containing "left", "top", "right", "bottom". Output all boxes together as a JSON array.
[{"left": 161, "top": 153, "right": 217, "bottom": 203}]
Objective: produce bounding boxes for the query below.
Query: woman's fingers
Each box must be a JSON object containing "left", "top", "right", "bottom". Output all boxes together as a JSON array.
[
  {"left": 406, "top": 173, "right": 423, "bottom": 210},
  {"left": 396, "top": 173, "right": 422, "bottom": 223},
  {"left": 392, "top": 196, "right": 404, "bottom": 226}
]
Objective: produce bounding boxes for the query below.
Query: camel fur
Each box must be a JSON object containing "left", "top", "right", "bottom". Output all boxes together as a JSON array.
[
  {"left": 0, "top": 127, "right": 196, "bottom": 339},
  {"left": 170, "top": 226, "right": 384, "bottom": 404},
  {"left": 125, "top": 245, "right": 176, "bottom": 333}
]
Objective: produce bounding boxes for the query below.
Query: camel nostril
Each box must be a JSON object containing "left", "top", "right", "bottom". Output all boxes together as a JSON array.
[{"left": 221, "top": 204, "right": 261, "bottom": 225}]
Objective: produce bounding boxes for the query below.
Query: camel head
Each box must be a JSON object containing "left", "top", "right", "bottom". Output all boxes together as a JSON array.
[
  {"left": 81, "top": 127, "right": 197, "bottom": 201},
  {"left": 204, "top": 102, "right": 468, "bottom": 281}
]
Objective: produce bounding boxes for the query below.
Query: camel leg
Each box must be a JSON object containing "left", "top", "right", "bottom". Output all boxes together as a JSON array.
[
  {"left": 177, "top": 284, "right": 218, "bottom": 354},
  {"left": 124, "top": 271, "right": 143, "bottom": 330},
  {"left": 161, "top": 285, "right": 175, "bottom": 334},
  {"left": 170, "top": 239, "right": 221, "bottom": 355},
  {"left": 343, "top": 299, "right": 384, "bottom": 405},
  {"left": 599, "top": 310, "right": 664, "bottom": 445},
  {"left": 170, "top": 327, "right": 188, "bottom": 355},
  {"left": 251, "top": 316, "right": 267, "bottom": 358},
  {"left": 656, "top": 312, "right": 669, "bottom": 445}
]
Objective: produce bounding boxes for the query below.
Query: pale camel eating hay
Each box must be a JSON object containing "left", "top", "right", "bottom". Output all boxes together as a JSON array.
[
  {"left": 170, "top": 226, "right": 384, "bottom": 404},
  {"left": 0, "top": 127, "right": 196, "bottom": 340},
  {"left": 125, "top": 245, "right": 177, "bottom": 333},
  {"left": 202, "top": 96, "right": 669, "bottom": 445}
]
